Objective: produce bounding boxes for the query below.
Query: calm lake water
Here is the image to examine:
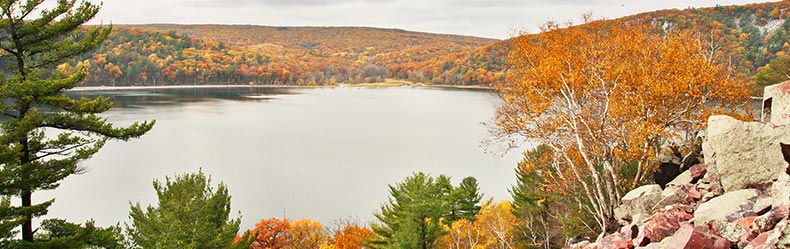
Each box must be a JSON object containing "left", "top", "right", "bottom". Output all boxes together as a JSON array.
[{"left": 37, "top": 86, "right": 521, "bottom": 231}]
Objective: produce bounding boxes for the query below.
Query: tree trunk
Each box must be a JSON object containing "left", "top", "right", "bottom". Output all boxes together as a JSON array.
[{"left": 21, "top": 191, "right": 32, "bottom": 241}]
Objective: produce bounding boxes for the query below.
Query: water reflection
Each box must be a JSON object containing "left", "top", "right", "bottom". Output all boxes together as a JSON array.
[{"left": 67, "top": 86, "right": 295, "bottom": 108}]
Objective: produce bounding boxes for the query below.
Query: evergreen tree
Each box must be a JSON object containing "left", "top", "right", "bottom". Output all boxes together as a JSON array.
[
  {"left": 126, "top": 170, "right": 253, "bottom": 249},
  {"left": 448, "top": 177, "right": 483, "bottom": 221},
  {"left": 370, "top": 172, "right": 482, "bottom": 249},
  {"left": 0, "top": 0, "right": 154, "bottom": 243},
  {"left": 510, "top": 145, "right": 569, "bottom": 248}
]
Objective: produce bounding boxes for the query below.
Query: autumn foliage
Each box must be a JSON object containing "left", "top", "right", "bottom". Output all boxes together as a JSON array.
[
  {"left": 249, "top": 218, "right": 290, "bottom": 249},
  {"left": 438, "top": 201, "right": 520, "bottom": 249},
  {"left": 242, "top": 217, "right": 375, "bottom": 249},
  {"left": 330, "top": 225, "right": 375, "bottom": 249},
  {"left": 494, "top": 17, "right": 750, "bottom": 235}
]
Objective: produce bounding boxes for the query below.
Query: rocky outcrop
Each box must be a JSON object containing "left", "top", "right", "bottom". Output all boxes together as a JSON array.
[
  {"left": 572, "top": 115, "right": 790, "bottom": 249},
  {"left": 703, "top": 115, "right": 790, "bottom": 192}
]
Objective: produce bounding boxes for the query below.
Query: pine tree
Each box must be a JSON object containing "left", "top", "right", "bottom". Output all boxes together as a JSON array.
[
  {"left": 448, "top": 177, "right": 483, "bottom": 222},
  {"left": 126, "top": 170, "right": 253, "bottom": 249},
  {"left": 370, "top": 172, "right": 482, "bottom": 249},
  {"left": 0, "top": 0, "right": 154, "bottom": 243}
]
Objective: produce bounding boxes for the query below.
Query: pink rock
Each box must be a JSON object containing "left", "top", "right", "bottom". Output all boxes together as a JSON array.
[
  {"left": 688, "top": 164, "right": 707, "bottom": 182},
  {"left": 599, "top": 233, "right": 634, "bottom": 249},
  {"left": 664, "top": 223, "right": 732, "bottom": 249},
  {"left": 745, "top": 219, "right": 788, "bottom": 249},
  {"left": 738, "top": 228, "right": 758, "bottom": 248},
  {"left": 635, "top": 204, "right": 693, "bottom": 245},
  {"left": 746, "top": 231, "right": 775, "bottom": 249},
  {"left": 635, "top": 243, "right": 660, "bottom": 249},
  {"left": 752, "top": 205, "right": 789, "bottom": 233},
  {"left": 686, "top": 188, "right": 703, "bottom": 202}
]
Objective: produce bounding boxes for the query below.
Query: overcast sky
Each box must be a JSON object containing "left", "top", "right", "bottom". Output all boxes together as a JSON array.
[{"left": 82, "top": 0, "right": 770, "bottom": 39}]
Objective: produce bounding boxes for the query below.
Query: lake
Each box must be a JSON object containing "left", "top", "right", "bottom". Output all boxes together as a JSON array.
[{"left": 36, "top": 86, "right": 522, "bottom": 231}]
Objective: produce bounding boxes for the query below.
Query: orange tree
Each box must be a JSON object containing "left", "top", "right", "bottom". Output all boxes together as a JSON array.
[{"left": 494, "top": 16, "right": 749, "bottom": 234}]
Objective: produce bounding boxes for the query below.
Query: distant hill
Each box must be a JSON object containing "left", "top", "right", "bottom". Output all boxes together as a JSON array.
[
  {"left": 73, "top": 1, "right": 790, "bottom": 87},
  {"left": 416, "top": 1, "right": 790, "bottom": 87},
  {"left": 74, "top": 25, "right": 497, "bottom": 86}
]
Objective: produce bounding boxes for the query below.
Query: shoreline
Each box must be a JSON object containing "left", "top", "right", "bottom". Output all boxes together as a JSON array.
[{"left": 68, "top": 83, "right": 496, "bottom": 92}]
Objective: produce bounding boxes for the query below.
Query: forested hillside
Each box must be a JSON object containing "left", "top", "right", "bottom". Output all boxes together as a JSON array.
[
  {"left": 73, "top": 25, "right": 497, "bottom": 86},
  {"left": 412, "top": 1, "right": 790, "bottom": 87},
  {"left": 72, "top": 1, "right": 790, "bottom": 88}
]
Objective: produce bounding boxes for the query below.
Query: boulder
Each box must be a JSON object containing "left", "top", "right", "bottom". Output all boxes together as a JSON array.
[
  {"left": 771, "top": 173, "right": 790, "bottom": 207},
  {"left": 666, "top": 170, "right": 693, "bottom": 187},
  {"left": 702, "top": 115, "right": 790, "bottom": 192},
  {"left": 634, "top": 204, "right": 693, "bottom": 245},
  {"left": 662, "top": 182, "right": 706, "bottom": 207},
  {"left": 663, "top": 223, "right": 732, "bottom": 249},
  {"left": 615, "top": 184, "right": 663, "bottom": 225},
  {"left": 693, "top": 189, "right": 759, "bottom": 224}
]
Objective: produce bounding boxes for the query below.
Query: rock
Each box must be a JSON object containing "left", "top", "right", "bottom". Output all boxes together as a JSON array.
[
  {"left": 663, "top": 223, "right": 732, "bottom": 249},
  {"left": 745, "top": 219, "right": 788, "bottom": 249},
  {"left": 666, "top": 164, "right": 707, "bottom": 188},
  {"left": 599, "top": 233, "right": 634, "bottom": 249},
  {"left": 697, "top": 171, "right": 725, "bottom": 202},
  {"left": 569, "top": 240, "right": 592, "bottom": 249},
  {"left": 754, "top": 195, "right": 773, "bottom": 215},
  {"left": 635, "top": 243, "right": 660, "bottom": 249},
  {"left": 739, "top": 228, "right": 759, "bottom": 248},
  {"left": 738, "top": 216, "right": 758, "bottom": 229},
  {"left": 771, "top": 173, "right": 790, "bottom": 207},
  {"left": 778, "top": 219, "right": 790, "bottom": 247},
  {"left": 735, "top": 216, "right": 759, "bottom": 247},
  {"left": 687, "top": 164, "right": 707, "bottom": 183},
  {"left": 702, "top": 115, "right": 790, "bottom": 192},
  {"left": 666, "top": 170, "right": 693, "bottom": 187},
  {"left": 620, "top": 224, "right": 639, "bottom": 240},
  {"left": 693, "top": 189, "right": 759, "bottom": 224},
  {"left": 712, "top": 220, "right": 748, "bottom": 242},
  {"left": 615, "top": 184, "right": 663, "bottom": 225},
  {"left": 657, "top": 185, "right": 690, "bottom": 208},
  {"left": 635, "top": 204, "right": 693, "bottom": 245},
  {"left": 753, "top": 205, "right": 789, "bottom": 233}
]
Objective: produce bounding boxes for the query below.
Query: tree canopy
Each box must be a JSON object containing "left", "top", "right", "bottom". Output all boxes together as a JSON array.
[
  {"left": 127, "top": 170, "right": 252, "bottom": 249},
  {"left": 370, "top": 172, "right": 483, "bottom": 249}
]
